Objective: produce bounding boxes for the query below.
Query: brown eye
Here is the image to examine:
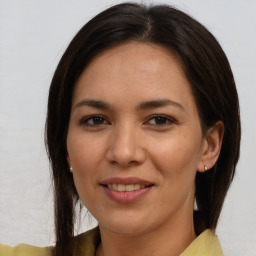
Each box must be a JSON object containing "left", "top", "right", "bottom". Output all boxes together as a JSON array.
[
  {"left": 80, "top": 115, "right": 110, "bottom": 127},
  {"left": 146, "top": 115, "right": 175, "bottom": 126}
]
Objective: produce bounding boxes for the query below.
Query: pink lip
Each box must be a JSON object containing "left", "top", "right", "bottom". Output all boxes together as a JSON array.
[
  {"left": 100, "top": 177, "right": 154, "bottom": 204},
  {"left": 100, "top": 177, "right": 153, "bottom": 186}
]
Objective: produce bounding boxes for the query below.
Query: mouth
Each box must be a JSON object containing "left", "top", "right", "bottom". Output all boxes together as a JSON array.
[
  {"left": 100, "top": 177, "right": 154, "bottom": 203},
  {"left": 105, "top": 183, "right": 151, "bottom": 192},
  {"left": 100, "top": 176, "right": 154, "bottom": 190}
]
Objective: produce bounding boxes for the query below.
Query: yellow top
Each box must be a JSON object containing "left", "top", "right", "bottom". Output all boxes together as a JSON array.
[{"left": 0, "top": 228, "right": 223, "bottom": 256}]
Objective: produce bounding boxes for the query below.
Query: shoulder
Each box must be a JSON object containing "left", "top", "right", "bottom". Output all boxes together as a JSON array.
[
  {"left": 0, "top": 227, "right": 99, "bottom": 256},
  {"left": 0, "top": 243, "right": 52, "bottom": 256},
  {"left": 73, "top": 227, "right": 100, "bottom": 255},
  {"left": 180, "top": 229, "right": 224, "bottom": 256}
]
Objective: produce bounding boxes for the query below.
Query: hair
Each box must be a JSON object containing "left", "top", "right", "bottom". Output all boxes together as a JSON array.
[{"left": 45, "top": 2, "right": 240, "bottom": 255}]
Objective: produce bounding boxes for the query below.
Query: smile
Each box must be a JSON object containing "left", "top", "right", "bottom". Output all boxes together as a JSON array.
[
  {"left": 107, "top": 184, "right": 146, "bottom": 192},
  {"left": 100, "top": 177, "right": 154, "bottom": 203}
]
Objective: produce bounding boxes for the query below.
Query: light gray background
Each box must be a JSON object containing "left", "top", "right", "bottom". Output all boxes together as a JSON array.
[{"left": 0, "top": 0, "right": 255, "bottom": 255}]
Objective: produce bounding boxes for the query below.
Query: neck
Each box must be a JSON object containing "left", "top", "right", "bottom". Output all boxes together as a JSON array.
[{"left": 96, "top": 212, "right": 196, "bottom": 256}]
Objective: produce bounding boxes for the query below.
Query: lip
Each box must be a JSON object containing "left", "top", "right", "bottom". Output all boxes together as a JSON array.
[
  {"left": 100, "top": 177, "right": 154, "bottom": 203},
  {"left": 100, "top": 177, "right": 153, "bottom": 186}
]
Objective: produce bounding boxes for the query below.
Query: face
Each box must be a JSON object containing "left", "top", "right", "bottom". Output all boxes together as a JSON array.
[{"left": 67, "top": 42, "right": 208, "bottom": 236}]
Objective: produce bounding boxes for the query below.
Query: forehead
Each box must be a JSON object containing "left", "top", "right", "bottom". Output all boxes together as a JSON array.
[
  {"left": 73, "top": 41, "right": 196, "bottom": 112},
  {"left": 82, "top": 41, "right": 183, "bottom": 80}
]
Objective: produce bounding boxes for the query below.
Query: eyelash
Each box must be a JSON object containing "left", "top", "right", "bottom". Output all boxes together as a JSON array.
[
  {"left": 144, "top": 114, "right": 176, "bottom": 126},
  {"left": 80, "top": 115, "right": 110, "bottom": 127},
  {"left": 80, "top": 114, "right": 176, "bottom": 128}
]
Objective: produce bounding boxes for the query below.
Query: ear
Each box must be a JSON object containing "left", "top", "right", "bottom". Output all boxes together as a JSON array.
[
  {"left": 67, "top": 155, "right": 73, "bottom": 173},
  {"left": 67, "top": 155, "right": 71, "bottom": 166},
  {"left": 197, "top": 121, "right": 224, "bottom": 172}
]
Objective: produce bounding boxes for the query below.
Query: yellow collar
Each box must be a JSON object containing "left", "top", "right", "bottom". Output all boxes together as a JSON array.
[
  {"left": 77, "top": 228, "right": 223, "bottom": 256},
  {"left": 181, "top": 229, "right": 223, "bottom": 256}
]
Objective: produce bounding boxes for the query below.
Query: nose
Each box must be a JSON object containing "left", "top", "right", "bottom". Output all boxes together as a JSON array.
[{"left": 105, "top": 124, "right": 146, "bottom": 167}]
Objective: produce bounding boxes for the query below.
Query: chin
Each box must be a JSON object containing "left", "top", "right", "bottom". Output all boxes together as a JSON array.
[
  {"left": 104, "top": 224, "right": 147, "bottom": 237},
  {"left": 98, "top": 212, "right": 151, "bottom": 236}
]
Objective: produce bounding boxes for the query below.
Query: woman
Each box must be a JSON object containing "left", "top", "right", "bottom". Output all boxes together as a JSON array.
[{"left": 0, "top": 2, "right": 240, "bottom": 256}]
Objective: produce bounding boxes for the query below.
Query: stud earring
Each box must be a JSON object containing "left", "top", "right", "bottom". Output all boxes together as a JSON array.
[
  {"left": 69, "top": 166, "right": 73, "bottom": 172},
  {"left": 204, "top": 165, "right": 208, "bottom": 172}
]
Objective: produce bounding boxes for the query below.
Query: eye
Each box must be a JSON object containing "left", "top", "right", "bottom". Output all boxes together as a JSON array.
[
  {"left": 80, "top": 115, "right": 110, "bottom": 127},
  {"left": 145, "top": 114, "right": 176, "bottom": 126}
]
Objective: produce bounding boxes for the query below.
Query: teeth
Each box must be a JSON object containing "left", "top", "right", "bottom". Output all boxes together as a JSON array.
[
  {"left": 126, "top": 184, "right": 135, "bottom": 192},
  {"left": 118, "top": 184, "right": 125, "bottom": 192},
  {"left": 134, "top": 184, "right": 141, "bottom": 190},
  {"left": 107, "top": 184, "right": 146, "bottom": 192}
]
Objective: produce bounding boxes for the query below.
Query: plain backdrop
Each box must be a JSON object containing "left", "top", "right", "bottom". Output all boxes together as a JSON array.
[{"left": 0, "top": 0, "right": 255, "bottom": 255}]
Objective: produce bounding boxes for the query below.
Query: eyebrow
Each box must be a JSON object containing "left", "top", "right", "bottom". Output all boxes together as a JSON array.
[
  {"left": 73, "top": 98, "right": 185, "bottom": 111},
  {"left": 73, "top": 99, "right": 111, "bottom": 110},
  {"left": 137, "top": 99, "right": 185, "bottom": 111}
]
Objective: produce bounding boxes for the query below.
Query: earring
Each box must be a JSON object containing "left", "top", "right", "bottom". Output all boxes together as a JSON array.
[
  {"left": 69, "top": 166, "right": 73, "bottom": 172},
  {"left": 204, "top": 165, "right": 208, "bottom": 172}
]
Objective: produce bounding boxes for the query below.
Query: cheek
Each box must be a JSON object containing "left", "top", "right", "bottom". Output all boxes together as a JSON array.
[
  {"left": 149, "top": 135, "right": 200, "bottom": 210},
  {"left": 66, "top": 130, "right": 112, "bottom": 204},
  {"left": 148, "top": 132, "right": 202, "bottom": 181},
  {"left": 67, "top": 132, "right": 105, "bottom": 173},
  {"left": 68, "top": 135, "right": 101, "bottom": 205}
]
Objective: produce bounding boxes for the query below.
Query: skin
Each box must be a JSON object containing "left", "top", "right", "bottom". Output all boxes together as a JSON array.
[{"left": 67, "top": 42, "right": 224, "bottom": 256}]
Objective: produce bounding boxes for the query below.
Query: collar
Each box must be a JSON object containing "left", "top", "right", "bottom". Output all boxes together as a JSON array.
[
  {"left": 180, "top": 229, "right": 223, "bottom": 256},
  {"left": 76, "top": 227, "right": 223, "bottom": 256}
]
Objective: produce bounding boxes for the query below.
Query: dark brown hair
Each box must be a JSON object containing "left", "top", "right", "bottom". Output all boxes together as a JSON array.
[{"left": 45, "top": 2, "right": 240, "bottom": 255}]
